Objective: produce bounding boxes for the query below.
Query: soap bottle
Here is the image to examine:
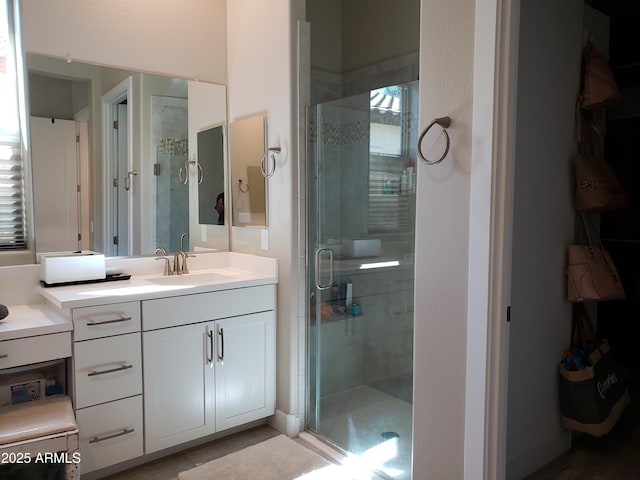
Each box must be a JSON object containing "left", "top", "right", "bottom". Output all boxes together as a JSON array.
[
  {"left": 385, "top": 179, "right": 392, "bottom": 194},
  {"left": 407, "top": 161, "right": 415, "bottom": 194}
]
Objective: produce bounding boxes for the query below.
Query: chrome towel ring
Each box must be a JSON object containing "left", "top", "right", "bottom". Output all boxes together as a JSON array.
[
  {"left": 261, "top": 146, "right": 280, "bottom": 178},
  {"left": 179, "top": 160, "right": 203, "bottom": 185},
  {"left": 418, "top": 116, "right": 451, "bottom": 165}
]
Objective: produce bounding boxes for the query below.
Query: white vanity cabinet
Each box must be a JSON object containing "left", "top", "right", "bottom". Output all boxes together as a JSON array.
[
  {"left": 142, "top": 284, "right": 276, "bottom": 454},
  {"left": 70, "top": 302, "right": 143, "bottom": 473}
]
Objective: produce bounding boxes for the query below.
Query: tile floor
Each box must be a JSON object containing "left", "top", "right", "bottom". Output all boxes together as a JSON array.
[
  {"left": 318, "top": 385, "right": 413, "bottom": 480},
  {"left": 102, "top": 425, "right": 280, "bottom": 480},
  {"left": 99, "top": 384, "right": 412, "bottom": 480}
]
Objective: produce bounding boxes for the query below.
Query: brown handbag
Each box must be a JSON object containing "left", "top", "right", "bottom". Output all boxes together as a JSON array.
[
  {"left": 579, "top": 41, "right": 621, "bottom": 110},
  {"left": 566, "top": 214, "right": 625, "bottom": 302},
  {"left": 574, "top": 153, "right": 625, "bottom": 212}
]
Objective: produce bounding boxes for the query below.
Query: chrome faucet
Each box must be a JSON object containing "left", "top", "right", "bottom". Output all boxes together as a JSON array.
[
  {"left": 156, "top": 256, "right": 173, "bottom": 276},
  {"left": 155, "top": 247, "right": 173, "bottom": 275},
  {"left": 174, "top": 250, "right": 195, "bottom": 275}
]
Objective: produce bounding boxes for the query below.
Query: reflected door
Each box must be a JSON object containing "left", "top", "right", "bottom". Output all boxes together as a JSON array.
[
  {"left": 306, "top": 82, "right": 418, "bottom": 480},
  {"left": 30, "top": 117, "right": 81, "bottom": 253},
  {"left": 115, "top": 103, "right": 129, "bottom": 255}
]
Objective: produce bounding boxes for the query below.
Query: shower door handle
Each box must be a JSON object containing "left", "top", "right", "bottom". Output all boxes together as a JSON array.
[{"left": 314, "top": 247, "right": 334, "bottom": 290}]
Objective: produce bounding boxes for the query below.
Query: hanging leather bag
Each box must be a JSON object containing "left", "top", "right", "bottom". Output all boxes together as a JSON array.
[
  {"left": 574, "top": 153, "right": 625, "bottom": 212},
  {"left": 579, "top": 41, "right": 622, "bottom": 110},
  {"left": 566, "top": 213, "right": 625, "bottom": 302}
]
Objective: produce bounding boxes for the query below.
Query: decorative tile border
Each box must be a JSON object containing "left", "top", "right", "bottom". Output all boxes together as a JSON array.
[{"left": 159, "top": 138, "right": 188, "bottom": 156}]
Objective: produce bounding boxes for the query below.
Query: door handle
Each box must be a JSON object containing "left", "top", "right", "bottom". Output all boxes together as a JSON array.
[
  {"left": 314, "top": 247, "right": 334, "bottom": 290},
  {"left": 217, "top": 326, "right": 224, "bottom": 365},
  {"left": 124, "top": 170, "right": 138, "bottom": 191},
  {"left": 207, "top": 327, "right": 214, "bottom": 366}
]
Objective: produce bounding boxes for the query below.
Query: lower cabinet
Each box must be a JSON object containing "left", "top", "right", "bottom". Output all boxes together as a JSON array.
[
  {"left": 142, "top": 286, "right": 276, "bottom": 454},
  {"left": 69, "top": 284, "right": 276, "bottom": 468}
]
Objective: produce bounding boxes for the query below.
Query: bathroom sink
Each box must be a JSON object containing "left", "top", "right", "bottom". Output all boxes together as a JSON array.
[{"left": 145, "top": 271, "right": 233, "bottom": 286}]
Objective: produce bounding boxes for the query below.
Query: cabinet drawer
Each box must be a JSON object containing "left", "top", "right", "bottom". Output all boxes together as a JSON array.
[
  {"left": 0, "top": 332, "right": 71, "bottom": 369},
  {"left": 72, "top": 302, "right": 140, "bottom": 341},
  {"left": 74, "top": 333, "right": 142, "bottom": 408},
  {"left": 76, "top": 395, "right": 143, "bottom": 474},
  {"left": 142, "top": 284, "right": 276, "bottom": 331}
]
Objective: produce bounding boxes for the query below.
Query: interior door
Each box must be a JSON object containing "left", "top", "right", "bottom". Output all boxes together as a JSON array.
[{"left": 30, "top": 116, "right": 80, "bottom": 252}]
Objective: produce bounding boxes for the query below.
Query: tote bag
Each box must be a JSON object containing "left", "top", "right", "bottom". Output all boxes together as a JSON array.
[{"left": 559, "top": 305, "right": 629, "bottom": 436}]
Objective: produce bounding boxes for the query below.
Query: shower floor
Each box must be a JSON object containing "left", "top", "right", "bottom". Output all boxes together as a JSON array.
[{"left": 318, "top": 385, "right": 413, "bottom": 479}]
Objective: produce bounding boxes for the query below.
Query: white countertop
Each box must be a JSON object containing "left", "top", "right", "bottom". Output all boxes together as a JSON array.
[
  {"left": 39, "top": 258, "right": 278, "bottom": 310},
  {"left": 0, "top": 304, "right": 72, "bottom": 341}
]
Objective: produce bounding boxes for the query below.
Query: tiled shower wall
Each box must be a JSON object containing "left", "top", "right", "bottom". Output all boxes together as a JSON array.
[{"left": 152, "top": 96, "right": 189, "bottom": 252}]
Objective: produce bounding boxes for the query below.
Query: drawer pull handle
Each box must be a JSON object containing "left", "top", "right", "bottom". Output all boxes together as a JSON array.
[
  {"left": 88, "top": 364, "right": 133, "bottom": 377},
  {"left": 89, "top": 427, "right": 135, "bottom": 444},
  {"left": 0, "top": 354, "right": 7, "bottom": 359},
  {"left": 87, "top": 316, "right": 132, "bottom": 326}
]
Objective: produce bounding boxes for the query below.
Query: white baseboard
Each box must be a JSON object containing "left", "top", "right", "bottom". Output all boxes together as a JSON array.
[
  {"left": 506, "top": 430, "right": 571, "bottom": 480},
  {"left": 269, "top": 409, "right": 301, "bottom": 437}
]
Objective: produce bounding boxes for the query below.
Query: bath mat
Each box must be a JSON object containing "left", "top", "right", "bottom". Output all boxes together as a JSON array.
[{"left": 178, "top": 434, "right": 332, "bottom": 480}]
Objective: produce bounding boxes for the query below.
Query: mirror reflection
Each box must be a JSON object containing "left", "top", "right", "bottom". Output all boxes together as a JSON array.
[
  {"left": 230, "top": 113, "right": 268, "bottom": 227},
  {"left": 197, "top": 125, "right": 225, "bottom": 226},
  {"left": 26, "top": 53, "right": 229, "bottom": 259}
]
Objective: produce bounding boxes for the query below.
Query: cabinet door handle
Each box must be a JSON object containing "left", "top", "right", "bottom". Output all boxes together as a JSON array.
[
  {"left": 87, "top": 364, "right": 133, "bottom": 377},
  {"left": 0, "top": 354, "right": 7, "bottom": 359},
  {"left": 89, "top": 427, "right": 135, "bottom": 444},
  {"left": 86, "top": 316, "right": 132, "bottom": 326},
  {"left": 207, "top": 328, "right": 214, "bottom": 366},
  {"left": 218, "top": 326, "right": 224, "bottom": 365}
]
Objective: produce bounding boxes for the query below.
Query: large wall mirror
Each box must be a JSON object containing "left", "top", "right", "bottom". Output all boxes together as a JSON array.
[{"left": 26, "top": 53, "right": 229, "bottom": 260}]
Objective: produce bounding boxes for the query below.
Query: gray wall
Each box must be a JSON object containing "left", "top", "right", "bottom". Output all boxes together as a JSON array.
[{"left": 506, "top": 1, "right": 604, "bottom": 477}]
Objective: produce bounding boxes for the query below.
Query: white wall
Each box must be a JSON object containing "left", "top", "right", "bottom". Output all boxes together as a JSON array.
[
  {"left": 414, "top": 0, "right": 475, "bottom": 477},
  {"left": 226, "top": 0, "right": 302, "bottom": 427},
  {"left": 20, "top": 0, "right": 227, "bottom": 85}
]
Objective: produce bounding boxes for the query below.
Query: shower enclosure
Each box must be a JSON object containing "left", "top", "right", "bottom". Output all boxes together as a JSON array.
[
  {"left": 152, "top": 96, "right": 189, "bottom": 252},
  {"left": 307, "top": 81, "right": 418, "bottom": 479}
]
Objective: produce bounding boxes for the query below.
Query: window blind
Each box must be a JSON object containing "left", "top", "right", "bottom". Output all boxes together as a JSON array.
[
  {"left": 0, "top": 0, "right": 27, "bottom": 251},
  {"left": 0, "top": 144, "right": 25, "bottom": 249}
]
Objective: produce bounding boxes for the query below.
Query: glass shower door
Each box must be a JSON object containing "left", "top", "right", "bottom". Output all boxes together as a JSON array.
[
  {"left": 156, "top": 145, "right": 189, "bottom": 253},
  {"left": 307, "top": 81, "right": 418, "bottom": 480}
]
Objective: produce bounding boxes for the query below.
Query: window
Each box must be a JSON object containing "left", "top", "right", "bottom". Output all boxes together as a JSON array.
[
  {"left": 0, "top": 0, "right": 27, "bottom": 251},
  {"left": 368, "top": 82, "right": 418, "bottom": 232}
]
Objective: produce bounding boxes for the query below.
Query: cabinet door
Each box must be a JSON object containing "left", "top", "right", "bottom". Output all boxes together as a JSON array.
[
  {"left": 143, "top": 323, "right": 214, "bottom": 453},
  {"left": 215, "top": 311, "right": 275, "bottom": 431}
]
